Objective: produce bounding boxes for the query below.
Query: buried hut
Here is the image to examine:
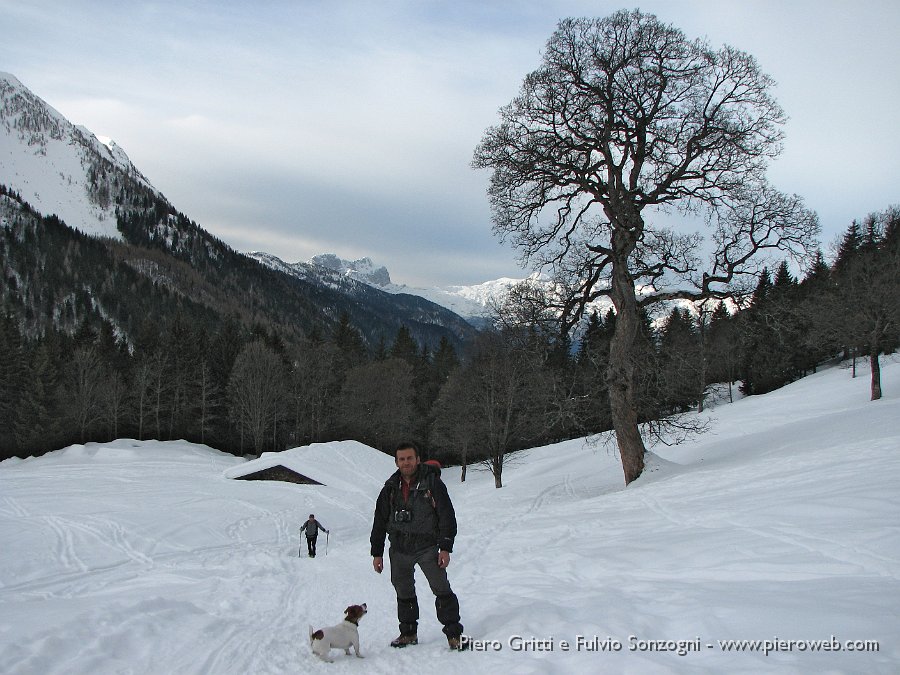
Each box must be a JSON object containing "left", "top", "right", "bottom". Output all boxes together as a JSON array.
[{"left": 224, "top": 452, "right": 325, "bottom": 486}]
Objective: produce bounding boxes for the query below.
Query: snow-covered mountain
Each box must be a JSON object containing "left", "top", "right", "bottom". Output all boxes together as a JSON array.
[
  {"left": 0, "top": 72, "right": 159, "bottom": 239},
  {"left": 0, "top": 71, "right": 503, "bottom": 329},
  {"left": 1, "top": 73, "right": 479, "bottom": 349},
  {"left": 0, "top": 73, "right": 485, "bottom": 342},
  {"left": 384, "top": 276, "right": 528, "bottom": 323},
  {"left": 310, "top": 253, "right": 392, "bottom": 287}
]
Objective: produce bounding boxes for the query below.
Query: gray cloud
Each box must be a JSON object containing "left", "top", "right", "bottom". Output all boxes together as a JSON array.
[{"left": 2, "top": 0, "right": 898, "bottom": 286}]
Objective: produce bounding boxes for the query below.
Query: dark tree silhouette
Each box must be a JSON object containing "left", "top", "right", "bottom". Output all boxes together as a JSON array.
[{"left": 474, "top": 10, "right": 819, "bottom": 483}]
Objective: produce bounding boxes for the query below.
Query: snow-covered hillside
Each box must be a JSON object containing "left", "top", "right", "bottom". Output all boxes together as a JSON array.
[
  {"left": 0, "top": 72, "right": 157, "bottom": 240},
  {"left": 1, "top": 358, "right": 898, "bottom": 673}
]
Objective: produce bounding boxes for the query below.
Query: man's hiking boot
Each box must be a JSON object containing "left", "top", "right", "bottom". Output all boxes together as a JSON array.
[
  {"left": 448, "top": 635, "right": 470, "bottom": 651},
  {"left": 390, "top": 634, "right": 418, "bottom": 648}
]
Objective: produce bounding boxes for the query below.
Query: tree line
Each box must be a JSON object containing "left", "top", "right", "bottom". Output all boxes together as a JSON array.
[
  {"left": 0, "top": 310, "right": 447, "bottom": 462},
  {"left": 2, "top": 206, "right": 896, "bottom": 486}
]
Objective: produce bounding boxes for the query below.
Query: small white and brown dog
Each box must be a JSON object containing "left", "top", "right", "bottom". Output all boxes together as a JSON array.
[{"left": 309, "top": 603, "right": 367, "bottom": 662}]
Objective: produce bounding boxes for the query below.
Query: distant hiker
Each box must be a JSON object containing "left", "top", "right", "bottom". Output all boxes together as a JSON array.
[
  {"left": 370, "top": 442, "right": 466, "bottom": 650},
  {"left": 300, "top": 514, "right": 329, "bottom": 558}
]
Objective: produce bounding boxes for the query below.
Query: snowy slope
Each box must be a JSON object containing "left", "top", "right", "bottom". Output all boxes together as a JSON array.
[
  {"left": 0, "top": 72, "right": 157, "bottom": 239},
  {"left": 1, "top": 358, "right": 898, "bottom": 673}
]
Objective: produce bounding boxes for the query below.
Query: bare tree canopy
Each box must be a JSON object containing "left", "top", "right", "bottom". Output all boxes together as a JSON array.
[
  {"left": 473, "top": 10, "right": 820, "bottom": 484},
  {"left": 229, "top": 340, "right": 285, "bottom": 456}
]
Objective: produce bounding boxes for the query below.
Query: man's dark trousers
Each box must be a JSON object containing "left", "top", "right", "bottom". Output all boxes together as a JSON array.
[{"left": 389, "top": 544, "right": 462, "bottom": 637}]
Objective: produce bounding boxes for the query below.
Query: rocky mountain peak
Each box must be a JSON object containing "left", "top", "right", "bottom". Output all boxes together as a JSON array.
[{"left": 309, "top": 253, "right": 392, "bottom": 287}]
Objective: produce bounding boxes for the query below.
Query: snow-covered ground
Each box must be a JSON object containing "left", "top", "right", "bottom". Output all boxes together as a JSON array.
[{"left": 1, "top": 358, "right": 898, "bottom": 674}]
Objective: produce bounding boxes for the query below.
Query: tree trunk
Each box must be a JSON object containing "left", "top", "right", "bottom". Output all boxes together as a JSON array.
[
  {"left": 870, "top": 352, "right": 882, "bottom": 401},
  {"left": 697, "top": 315, "right": 707, "bottom": 413},
  {"left": 607, "top": 252, "right": 647, "bottom": 486},
  {"left": 461, "top": 443, "right": 468, "bottom": 482}
]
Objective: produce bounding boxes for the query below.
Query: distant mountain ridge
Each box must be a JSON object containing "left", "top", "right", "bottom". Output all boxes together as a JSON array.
[
  {"left": 261, "top": 250, "right": 701, "bottom": 332},
  {"left": 250, "top": 250, "right": 623, "bottom": 330},
  {"left": 248, "top": 250, "right": 518, "bottom": 323},
  {"left": 0, "top": 70, "right": 528, "bottom": 332}
]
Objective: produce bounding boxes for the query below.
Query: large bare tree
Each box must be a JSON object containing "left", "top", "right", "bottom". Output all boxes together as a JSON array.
[
  {"left": 64, "top": 346, "right": 105, "bottom": 443},
  {"left": 229, "top": 340, "right": 285, "bottom": 456},
  {"left": 473, "top": 10, "right": 819, "bottom": 484},
  {"left": 467, "top": 329, "right": 554, "bottom": 488}
]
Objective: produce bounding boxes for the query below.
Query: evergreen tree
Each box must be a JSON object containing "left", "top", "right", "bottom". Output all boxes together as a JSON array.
[
  {"left": 431, "top": 336, "right": 459, "bottom": 384},
  {"left": 833, "top": 221, "right": 862, "bottom": 274},
  {"left": 657, "top": 307, "right": 701, "bottom": 412},
  {"left": 770, "top": 261, "right": 809, "bottom": 377},
  {"left": 705, "top": 303, "right": 740, "bottom": 402},
  {"left": 796, "top": 251, "right": 837, "bottom": 372},
  {"left": 740, "top": 269, "right": 792, "bottom": 395},
  {"left": 333, "top": 312, "right": 367, "bottom": 368},
  {"left": 830, "top": 209, "right": 900, "bottom": 399},
  {"left": 15, "top": 342, "right": 61, "bottom": 456},
  {"left": 206, "top": 316, "right": 245, "bottom": 451},
  {"left": 388, "top": 325, "right": 420, "bottom": 365},
  {"left": 772, "top": 260, "right": 795, "bottom": 291},
  {"left": 0, "top": 315, "right": 26, "bottom": 458},
  {"left": 574, "top": 310, "right": 614, "bottom": 433}
]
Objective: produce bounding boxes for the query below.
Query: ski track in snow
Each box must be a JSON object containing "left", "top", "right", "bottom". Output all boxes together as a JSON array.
[{"left": 1, "top": 361, "right": 899, "bottom": 673}]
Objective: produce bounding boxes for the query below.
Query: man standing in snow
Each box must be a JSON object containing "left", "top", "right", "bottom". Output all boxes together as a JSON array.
[
  {"left": 370, "top": 443, "right": 466, "bottom": 650},
  {"left": 299, "top": 514, "right": 328, "bottom": 558}
]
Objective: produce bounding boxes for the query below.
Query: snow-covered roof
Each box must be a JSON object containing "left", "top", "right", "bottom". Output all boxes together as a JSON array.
[{"left": 223, "top": 440, "right": 396, "bottom": 497}]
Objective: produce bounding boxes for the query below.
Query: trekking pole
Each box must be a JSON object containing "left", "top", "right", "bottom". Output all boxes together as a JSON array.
[{"left": 326, "top": 531, "right": 330, "bottom": 556}]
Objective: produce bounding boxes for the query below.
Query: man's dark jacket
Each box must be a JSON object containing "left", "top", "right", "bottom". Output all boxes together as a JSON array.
[
  {"left": 370, "top": 463, "right": 457, "bottom": 557},
  {"left": 300, "top": 518, "right": 326, "bottom": 540}
]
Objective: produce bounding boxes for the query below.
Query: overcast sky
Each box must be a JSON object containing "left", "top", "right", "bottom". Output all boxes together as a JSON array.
[{"left": 2, "top": 0, "right": 898, "bottom": 287}]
